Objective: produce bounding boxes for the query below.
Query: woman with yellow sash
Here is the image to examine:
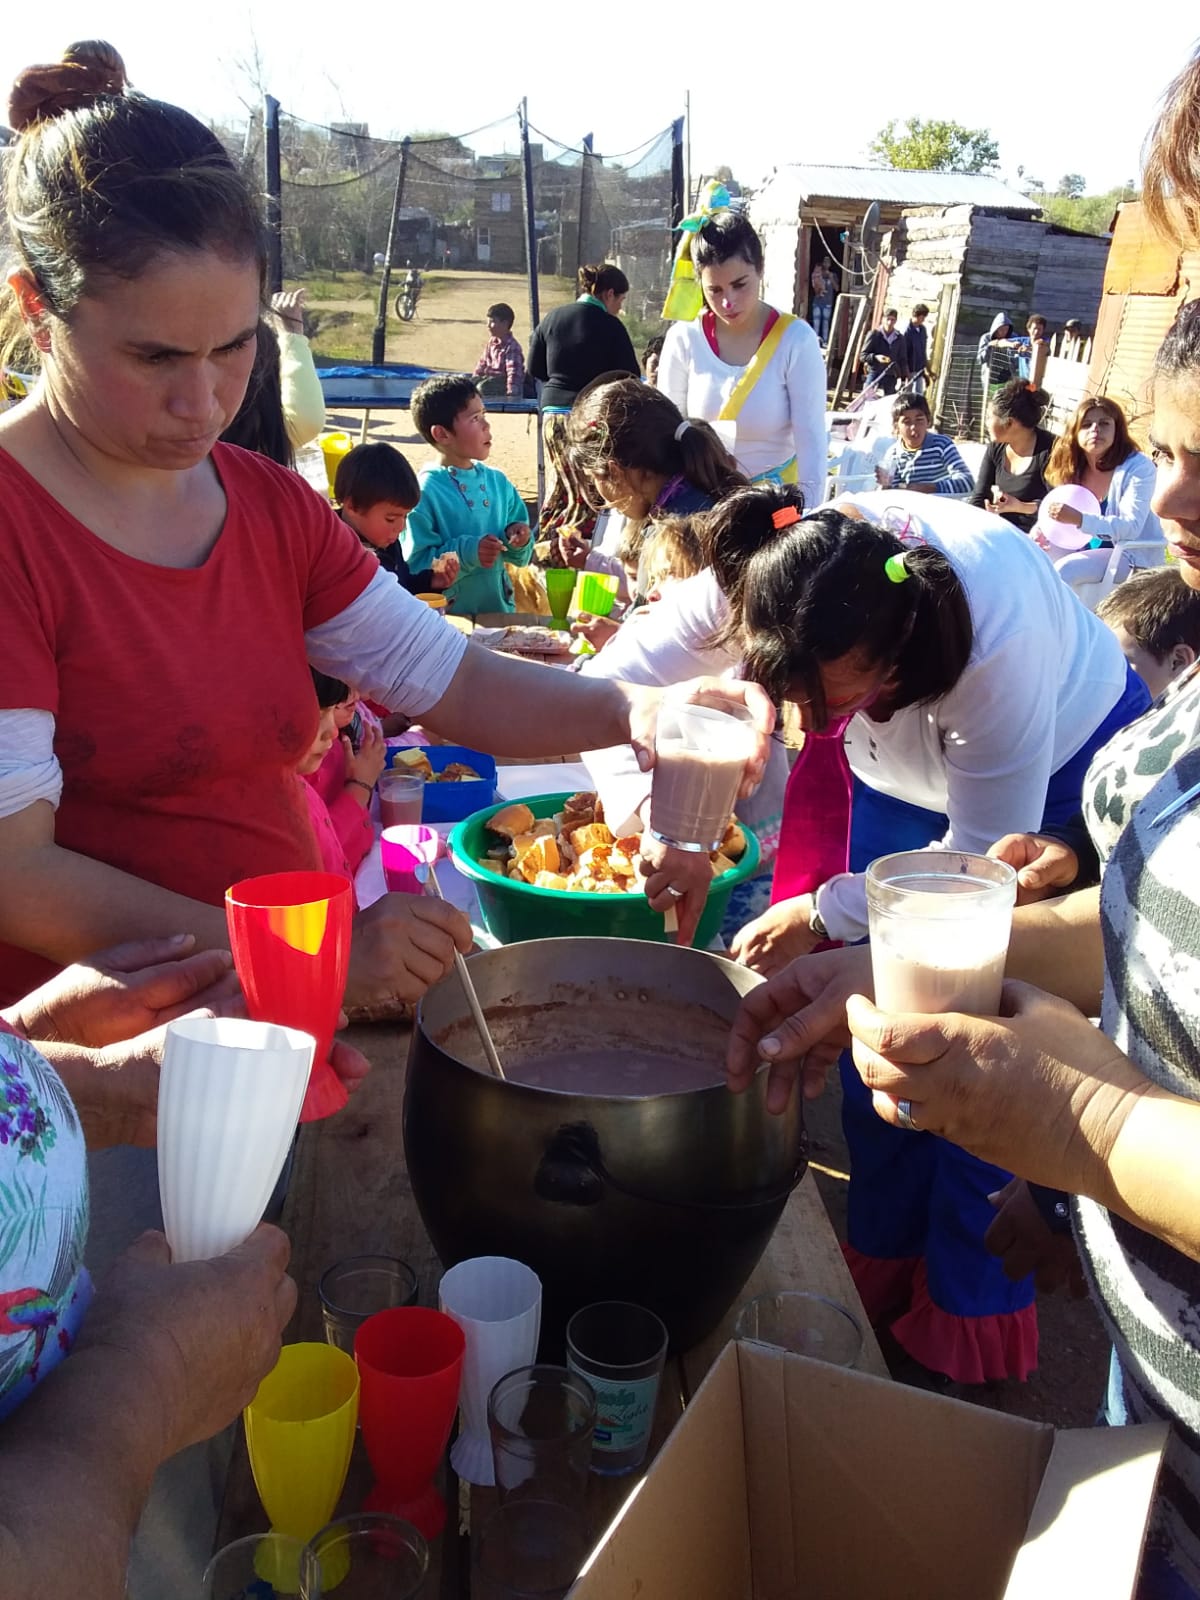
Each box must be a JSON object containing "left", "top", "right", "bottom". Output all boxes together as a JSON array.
[{"left": 657, "top": 189, "right": 827, "bottom": 508}]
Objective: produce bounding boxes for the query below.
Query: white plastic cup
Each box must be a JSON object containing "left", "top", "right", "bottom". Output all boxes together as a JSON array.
[
  {"left": 865, "top": 850, "right": 1017, "bottom": 1018},
  {"left": 157, "top": 1015, "right": 315, "bottom": 1263},
  {"left": 438, "top": 1256, "right": 543, "bottom": 1486}
]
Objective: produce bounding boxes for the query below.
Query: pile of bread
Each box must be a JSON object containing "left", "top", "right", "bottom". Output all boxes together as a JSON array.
[{"left": 478, "top": 791, "right": 747, "bottom": 895}]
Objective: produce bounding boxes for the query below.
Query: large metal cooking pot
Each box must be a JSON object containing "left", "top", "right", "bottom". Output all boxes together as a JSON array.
[{"left": 404, "top": 939, "right": 807, "bottom": 1352}]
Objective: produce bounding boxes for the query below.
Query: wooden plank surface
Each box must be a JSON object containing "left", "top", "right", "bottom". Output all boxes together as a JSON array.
[{"left": 217, "top": 1014, "right": 886, "bottom": 1590}]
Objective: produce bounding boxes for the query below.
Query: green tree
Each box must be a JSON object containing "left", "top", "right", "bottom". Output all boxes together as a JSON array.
[
  {"left": 1034, "top": 182, "right": 1139, "bottom": 237},
  {"left": 1057, "top": 173, "right": 1086, "bottom": 198},
  {"left": 869, "top": 118, "right": 999, "bottom": 174}
]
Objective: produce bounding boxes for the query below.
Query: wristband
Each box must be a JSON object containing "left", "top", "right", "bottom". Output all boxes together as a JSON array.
[
  {"left": 809, "top": 904, "right": 830, "bottom": 940},
  {"left": 346, "top": 778, "right": 374, "bottom": 796}
]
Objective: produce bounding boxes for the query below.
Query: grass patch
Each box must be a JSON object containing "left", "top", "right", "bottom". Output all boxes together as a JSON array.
[{"left": 308, "top": 310, "right": 377, "bottom": 363}]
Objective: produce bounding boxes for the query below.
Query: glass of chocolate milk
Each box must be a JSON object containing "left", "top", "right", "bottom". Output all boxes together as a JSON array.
[
  {"left": 865, "top": 850, "right": 1018, "bottom": 1016},
  {"left": 648, "top": 696, "right": 756, "bottom": 853},
  {"left": 378, "top": 770, "right": 425, "bottom": 829}
]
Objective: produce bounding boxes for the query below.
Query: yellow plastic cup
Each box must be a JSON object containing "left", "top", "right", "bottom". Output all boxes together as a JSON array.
[
  {"left": 319, "top": 432, "right": 355, "bottom": 498},
  {"left": 413, "top": 593, "right": 448, "bottom": 610},
  {"left": 244, "top": 1342, "right": 360, "bottom": 1589}
]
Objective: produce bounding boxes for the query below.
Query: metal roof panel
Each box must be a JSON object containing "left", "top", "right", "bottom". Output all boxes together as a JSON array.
[{"left": 750, "top": 164, "right": 1039, "bottom": 218}]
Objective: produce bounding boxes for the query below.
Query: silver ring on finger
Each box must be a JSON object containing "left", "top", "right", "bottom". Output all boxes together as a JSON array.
[
  {"left": 897, "top": 1098, "right": 918, "bottom": 1132},
  {"left": 664, "top": 885, "right": 685, "bottom": 900}
]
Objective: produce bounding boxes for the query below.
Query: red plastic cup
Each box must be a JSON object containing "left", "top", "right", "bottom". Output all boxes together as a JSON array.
[
  {"left": 380, "top": 826, "right": 441, "bottom": 895},
  {"left": 226, "top": 871, "right": 353, "bottom": 1124},
  {"left": 353, "top": 1307, "right": 466, "bottom": 1540}
]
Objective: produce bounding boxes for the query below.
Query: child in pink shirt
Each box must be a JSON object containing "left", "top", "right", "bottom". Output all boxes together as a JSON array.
[{"left": 298, "top": 671, "right": 386, "bottom": 900}]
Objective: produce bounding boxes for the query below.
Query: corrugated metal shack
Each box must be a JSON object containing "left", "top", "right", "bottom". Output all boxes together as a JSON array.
[
  {"left": 883, "top": 207, "right": 1110, "bottom": 435},
  {"left": 1087, "top": 200, "right": 1200, "bottom": 433},
  {"left": 750, "top": 165, "right": 1108, "bottom": 436}
]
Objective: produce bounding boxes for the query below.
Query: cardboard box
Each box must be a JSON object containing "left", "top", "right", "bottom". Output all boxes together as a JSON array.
[{"left": 570, "top": 1341, "right": 1167, "bottom": 1600}]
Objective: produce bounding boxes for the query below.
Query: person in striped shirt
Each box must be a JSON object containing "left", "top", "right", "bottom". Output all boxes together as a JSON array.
[{"left": 875, "top": 391, "right": 973, "bottom": 496}]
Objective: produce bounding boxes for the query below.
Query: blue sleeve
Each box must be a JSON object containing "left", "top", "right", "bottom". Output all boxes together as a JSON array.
[
  {"left": 933, "top": 437, "right": 974, "bottom": 496},
  {"left": 403, "top": 475, "right": 483, "bottom": 571},
  {"left": 499, "top": 474, "right": 534, "bottom": 568}
]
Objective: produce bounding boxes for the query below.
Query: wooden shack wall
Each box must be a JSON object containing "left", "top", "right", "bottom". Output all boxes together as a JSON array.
[{"left": 1088, "top": 202, "right": 1200, "bottom": 438}]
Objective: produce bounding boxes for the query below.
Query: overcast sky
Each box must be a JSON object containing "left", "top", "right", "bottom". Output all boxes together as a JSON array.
[{"left": 3, "top": 6, "right": 1195, "bottom": 195}]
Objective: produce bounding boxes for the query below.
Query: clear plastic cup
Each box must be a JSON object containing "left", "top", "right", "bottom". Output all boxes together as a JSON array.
[
  {"left": 866, "top": 850, "right": 1018, "bottom": 1017},
  {"left": 488, "top": 1364, "right": 596, "bottom": 1509},
  {"left": 302, "top": 1512, "right": 428, "bottom": 1597},
  {"left": 734, "top": 1291, "right": 863, "bottom": 1368},
  {"left": 565, "top": 1301, "right": 667, "bottom": 1475},
  {"left": 318, "top": 1256, "right": 419, "bottom": 1354},
  {"left": 379, "top": 771, "right": 425, "bottom": 830},
  {"left": 473, "top": 1499, "right": 591, "bottom": 1600},
  {"left": 648, "top": 697, "right": 756, "bottom": 853},
  {"left": 202, "top": 1532, "right": 308, "bottom": 1598}
]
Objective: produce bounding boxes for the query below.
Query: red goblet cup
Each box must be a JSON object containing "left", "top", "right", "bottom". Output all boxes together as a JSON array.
[
  {"left": 353, "top": 1307, "right": 466, "bottom": 1540},
  {"left": 226, "top": 870, "right": 353, "bottom": 1123}
]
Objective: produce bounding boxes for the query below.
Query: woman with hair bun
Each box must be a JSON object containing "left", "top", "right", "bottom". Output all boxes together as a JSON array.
[
  {"left": 967, "top": 378, "right": 1056, "bottom": 530},
  {"left": 657, "top": 196, "right": 826, "bottom": 506},
  {"left": 526, "top": 262, "right": 640, "bottom": 411}
]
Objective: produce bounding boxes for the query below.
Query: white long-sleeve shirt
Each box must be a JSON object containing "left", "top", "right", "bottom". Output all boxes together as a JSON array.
[
  {"left": 1076, "top": 451, "right": 1164, "bottom": 560},
  {"left": 658, "top": 314, "right": 827, "bottom": 506},
  {"left": 583, "top": 493, "right": 1130, "bottom": 941}
]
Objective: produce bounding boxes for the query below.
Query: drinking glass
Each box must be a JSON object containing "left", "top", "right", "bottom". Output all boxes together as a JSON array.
[
  {"left": 244, "top": 1344, "right": 360, "bottom": 1592},
  {"left": 565, "top": 1302, "right": 667, "bottom": 1476},
  {"left": 543, "top": 569, "right": 576, "bottom": 624},
  {"left": 472, "top": 1500, "right": 592, "bottom": 1600},
  {"left": 437, "top": 1256, "right": 542, "bottom": 1486},
  {"left": 226, "top": 870, "right": 354, "bottom": 1122},
  {"left": 865, "top": 850, "right": 1018, "bottom": 1017},
  {"left": 202, "top": 1532, "right": 308, "bottom": 1598},
  {"left": 648, "top": 695, "right": 756, "bottom": 853},
  {"left": 354, "top": 1307, "right": 465, "bottom": 1539},
  {"left": 319, "top": 1255, "right": 419, "bottom": 1354},
  {"left": 301, "top": 1512, "right": 428, "bottom": 1598},
  {"left": 734, "top": 1291, "right": 863, "bottom": 1368},
  {"left": 157, "top": 1016, "right": 314, "bottom": 1263},
  {"left": 488, "top": 1365, "right": 596, "bottom": 1510},
  {"left": 379, "top": 771, "right": 426, "bottom": 829},
  {"left": 380, "top": 826, "right": 440, "bottom": 895}
]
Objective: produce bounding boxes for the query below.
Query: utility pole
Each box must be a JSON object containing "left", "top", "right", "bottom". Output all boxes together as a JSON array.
[
  {"left": 264, "top": 95, "right": 283, "bottom": 295},
  {"left": 372, "top": 138, "right": 411, "bottom": 367}
]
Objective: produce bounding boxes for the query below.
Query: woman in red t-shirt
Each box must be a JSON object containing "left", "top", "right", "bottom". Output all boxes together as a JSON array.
[{"left": 0, "top": 47, "right": 774, "bottom": 1013}]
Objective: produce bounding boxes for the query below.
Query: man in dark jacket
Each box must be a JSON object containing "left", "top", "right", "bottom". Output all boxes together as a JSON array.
[
  {"left": 861, "top": 308, "right": 908, "bottom": 395},
  {"left": 902, "top": 304, "right": 931, "bottom": 395}
]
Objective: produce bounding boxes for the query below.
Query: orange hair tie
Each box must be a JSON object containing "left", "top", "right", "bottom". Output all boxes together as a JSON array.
[{"left": 772, "top": 506, "right": 802, "bottom": 530}]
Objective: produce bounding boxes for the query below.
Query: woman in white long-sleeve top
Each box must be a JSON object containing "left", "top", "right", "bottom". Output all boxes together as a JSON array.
[
  {"left": 1043, "top": 397, "right": 1164, "bottom": 592},
  {"left": 657, "top": 206, "right": 827, "bottom": 507}
]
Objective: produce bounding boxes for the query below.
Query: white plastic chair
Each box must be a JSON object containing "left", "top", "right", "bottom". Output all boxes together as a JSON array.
[{"left": 1055, "top": 541, "right": 1168, "bottom": 612}]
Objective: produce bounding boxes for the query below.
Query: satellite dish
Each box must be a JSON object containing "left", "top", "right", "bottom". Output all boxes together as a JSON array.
[{"left": 860, "top": 201, "right": 882, "bottom": 262}]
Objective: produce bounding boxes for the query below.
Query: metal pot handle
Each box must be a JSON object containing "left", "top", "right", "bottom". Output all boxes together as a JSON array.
[{"left": 534, "top": 1122, "right": 808, "bottom": 1212}]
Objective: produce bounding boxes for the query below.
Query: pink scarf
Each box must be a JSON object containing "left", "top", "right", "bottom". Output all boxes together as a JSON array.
[{"left": 770, "top": 714, "right": 854, "bottom": 907}]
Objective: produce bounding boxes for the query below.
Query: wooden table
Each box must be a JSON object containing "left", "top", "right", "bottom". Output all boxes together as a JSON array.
[{"left": 216, "top": 1017, "right": 886, "bottom": 1593}]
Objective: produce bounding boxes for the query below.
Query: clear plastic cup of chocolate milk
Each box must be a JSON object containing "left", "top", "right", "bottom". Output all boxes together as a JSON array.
[
  {"left": 865, "top": 850, "right": 1018, "bottom": 1016},
  {"left": 648, "top": 696, "right": 756, "bottom": 853}
]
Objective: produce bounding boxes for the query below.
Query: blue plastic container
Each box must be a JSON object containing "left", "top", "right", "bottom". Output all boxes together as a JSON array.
[{"left": 385, "top": 744, "right": 498, "bottom": 823}]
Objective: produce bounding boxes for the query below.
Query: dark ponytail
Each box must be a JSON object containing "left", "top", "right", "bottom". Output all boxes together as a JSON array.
[
  {"left": 577, "top": 262, "right": 629, "bottom": 297},
  {"left": 565, "top": 377, "right": 746, "bottom": 506},
  {"left": 990, "top": 379, "right": 1049, "bottom": 430},
  {"left": 708, "top": 489, "right": 973, "bottom": 727}
]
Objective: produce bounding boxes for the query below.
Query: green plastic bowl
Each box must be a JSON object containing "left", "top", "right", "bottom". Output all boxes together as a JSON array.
[{"left": 448, "top": 792, "right": 761, "bottom": 946}]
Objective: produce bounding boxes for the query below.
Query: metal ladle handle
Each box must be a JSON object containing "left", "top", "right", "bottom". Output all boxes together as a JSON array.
[{"left": 414, "top": 862, "right": 507, "bottom": 1082}]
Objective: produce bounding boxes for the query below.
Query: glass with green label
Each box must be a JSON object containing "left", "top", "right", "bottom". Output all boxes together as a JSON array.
[{"left": 565, "top": 1301, "right": 668, "bottom": 1476}]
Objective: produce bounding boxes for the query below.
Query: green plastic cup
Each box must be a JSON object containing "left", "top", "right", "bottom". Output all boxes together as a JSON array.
[
  {"left": 544, "top": 569, "right": 577, "bottom": 623},
  {"left": 575, "top": 572, "right": 619, "bottom": 618}
]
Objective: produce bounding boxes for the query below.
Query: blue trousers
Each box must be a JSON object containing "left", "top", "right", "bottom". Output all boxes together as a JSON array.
[{"left": 842, "top": 665, "right": 1150, "bottom": 1319}]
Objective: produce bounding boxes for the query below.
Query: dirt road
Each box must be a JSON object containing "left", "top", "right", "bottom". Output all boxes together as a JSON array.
[{"left": 309, "top": 269, "right": 572, "bottom": 500}]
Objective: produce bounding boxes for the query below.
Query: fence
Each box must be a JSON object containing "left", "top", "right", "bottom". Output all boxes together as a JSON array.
[{"left": 258, "top": 100, "right": 682, "bottom": 366}]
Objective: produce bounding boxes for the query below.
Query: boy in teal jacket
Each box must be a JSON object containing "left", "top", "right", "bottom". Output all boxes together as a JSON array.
[{"left": 404, "top": 375, "right": 533, "bottom": 616}]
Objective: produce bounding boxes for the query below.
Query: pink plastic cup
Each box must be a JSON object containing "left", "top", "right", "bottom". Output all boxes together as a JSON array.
[{"left": 380, "top": 827, "right": 441, "bottom": 894}]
